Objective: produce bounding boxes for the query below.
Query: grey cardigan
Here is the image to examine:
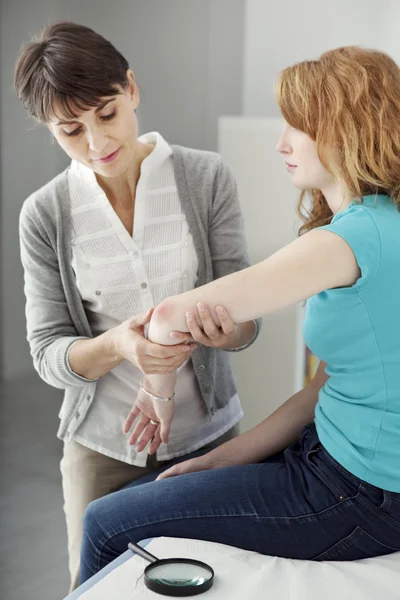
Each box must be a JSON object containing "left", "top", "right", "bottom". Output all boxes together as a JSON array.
[{"left": 19, "top": 145, "right": 260, "bottom": 442}]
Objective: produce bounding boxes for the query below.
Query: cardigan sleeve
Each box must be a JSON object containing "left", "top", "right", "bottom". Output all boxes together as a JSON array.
[{"left": 19, "top": 198, "right": 94, "bottom": 389}]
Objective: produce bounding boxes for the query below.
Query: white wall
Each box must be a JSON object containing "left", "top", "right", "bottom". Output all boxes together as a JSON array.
[
  {"left": 380, "top": 0, "right": 400, "bottom": 63},
  {"left": 0, "top": 0, "right": 245, "bottom": 381}
]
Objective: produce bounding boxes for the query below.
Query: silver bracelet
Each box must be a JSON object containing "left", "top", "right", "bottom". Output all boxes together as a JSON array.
[{"left": 139, "top": 382, "right": 175, "bottom": 403}]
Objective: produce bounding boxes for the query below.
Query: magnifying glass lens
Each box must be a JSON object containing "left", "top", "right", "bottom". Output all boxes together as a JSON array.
[{"left": 147, "top": 561, "right": 212, "bottom": 587}]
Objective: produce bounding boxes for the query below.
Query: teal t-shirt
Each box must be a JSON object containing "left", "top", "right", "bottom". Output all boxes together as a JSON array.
[{"left": 303, "top": 194, "right": 400, "bottom": 492}]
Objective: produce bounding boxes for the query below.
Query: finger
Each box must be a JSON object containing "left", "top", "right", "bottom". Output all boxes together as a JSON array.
[
  {"left": 135, "top": 422, "right": 159, "bottom": 453},
  {"left": 186, "top": 311, "right": 208, "bottom": 344},
  {"left": 143, "top": 350, "right": 194, "bottom": 371},
  {"left": 128, "top": 414, "right": 150, "bottom": 446},
  {"left": 169, "top": 331, "right": 194, "bottom": 342},
  {"left": 159, "top": 415, "right": 172, "bottom": 445},
  {"left": 148, "top": 430, "right": 162, "bottom": 455},
  {"left": 123, "top": 405, "right": 140, "bottom": 433},
  {"left": 197, "top": 303, "right": 221, "bottom": 339},
  {"left": 156, "top": 465, "right": 180, "bottom": 480},
  {"left": 144, "top": 341, "right": 193, "bottom": 359},
  {"left": 127, "top": 308, "right": 154, "bottom": 329},
  {"left": 215, "top": 306, "right": 236, "bottom": 336}
]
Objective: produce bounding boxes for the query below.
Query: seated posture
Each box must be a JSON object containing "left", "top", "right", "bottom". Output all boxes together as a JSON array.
[{"left": 80, "top": 46, "right": 400, "bottom": 582}]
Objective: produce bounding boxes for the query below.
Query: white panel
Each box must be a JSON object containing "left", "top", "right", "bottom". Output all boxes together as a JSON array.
[{"left": 218, "top": 116, "right": 305, "bottom": 432}]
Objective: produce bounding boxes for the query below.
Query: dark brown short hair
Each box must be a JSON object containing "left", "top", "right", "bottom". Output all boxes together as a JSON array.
[{"left": 14, "top": 21, "right": 130, "bottom": 122}]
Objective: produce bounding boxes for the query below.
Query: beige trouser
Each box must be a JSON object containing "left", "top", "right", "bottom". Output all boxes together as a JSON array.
[{"left": 60, "top": 425, "right": 238, "bottom": 592}]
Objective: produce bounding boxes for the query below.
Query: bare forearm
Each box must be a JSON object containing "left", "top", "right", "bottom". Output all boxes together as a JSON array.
[
  {"left": 147, "top": 229, "right": 360, "bottom": 347},
  {"left": 147, "top": 267, "right": 262, "bottom": 346},
  {"left": 68, "top": 329, "right": 121, "bottom": 380},
  {"left": 207, "top": 362, "right": 328, "bottom": 466}
]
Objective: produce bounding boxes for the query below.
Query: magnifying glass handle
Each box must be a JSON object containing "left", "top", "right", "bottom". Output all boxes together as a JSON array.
[{"left": 128, "top": 542, "right": 158, "bottom": 564}]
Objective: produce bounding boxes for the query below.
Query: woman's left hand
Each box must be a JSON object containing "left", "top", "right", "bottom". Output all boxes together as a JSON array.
[
  {"left": 123, "top": 382, "right": 175, "bottom": 455},
  {"left": 170, "top": 303, "right": 237, "bottom": 349}
]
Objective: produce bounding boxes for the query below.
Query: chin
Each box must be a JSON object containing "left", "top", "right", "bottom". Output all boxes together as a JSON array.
[
  {"left": 292, "top": 180, "right": 309, "bottom": 191},
  {"left": 94, "top": 159, "right": 129, "bottom": 179}
]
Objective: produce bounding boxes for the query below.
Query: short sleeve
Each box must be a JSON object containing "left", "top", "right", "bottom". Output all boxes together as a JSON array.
[{"left": 319, "top": 205, "right": 381, "bottom": 289}]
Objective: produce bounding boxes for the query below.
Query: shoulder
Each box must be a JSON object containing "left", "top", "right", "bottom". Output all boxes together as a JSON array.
[
  {"left": 171, "top": 144, "right": 230, "bottom": 183},
  {"left": 172, "top": 144, "right": 222, "bottom": 170},
  {"left": 20, "top": 168, "right": 70, "bottom": 227},
  {"left": 318, "top": 201, "right": 384, "bottom": 286},
  {"left": 321, "top": 201, "right": 382, "bottom": 247},
  {"left": 171, "top": 144, "right": 236, "bottom": 199},
  {"left": 19, "top": 168, "right": 70, "bottom": 244}
]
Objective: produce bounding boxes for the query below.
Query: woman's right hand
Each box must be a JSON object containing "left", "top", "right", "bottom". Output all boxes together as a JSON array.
[
  {"left": 112, "top": 309, "right": 195, "bottom": 375},
  {"left": 156, "top": 452, "right": 215, "bottom": 480}
]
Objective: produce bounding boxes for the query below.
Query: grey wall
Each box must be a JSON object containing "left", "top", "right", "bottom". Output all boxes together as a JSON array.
[
  {"left": 1, "top": 0, "right": 66, "bottom": 383},
  {"left": 243, "top": 0, "right": 381, "bottom": 117},
  {"left": 0, "top": 0, "right": 245, "bottom": 381}
]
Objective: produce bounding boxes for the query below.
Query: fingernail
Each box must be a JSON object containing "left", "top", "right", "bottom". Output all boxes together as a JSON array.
[
  {"left": 198, "top": 302, "right": 205, "bottom": 312},
  {"left": 216, "top": 306, "right": 225, "bottom": 315},
  {"left": 186, "top": 312, "right": 193, "bottom": 321}
]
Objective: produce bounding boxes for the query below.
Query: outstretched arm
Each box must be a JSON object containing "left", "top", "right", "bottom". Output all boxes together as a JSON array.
[
  {"left": 148, "top": 228, "right": 359, "bottom": 346},
  {"left": 128, "top": 227, "right": 358, "bottom": 451}
]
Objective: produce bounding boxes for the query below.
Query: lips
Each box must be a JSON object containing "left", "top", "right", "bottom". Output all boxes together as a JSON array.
[{"left": 95, "top": 148, "right": 120, "bottom": 163}]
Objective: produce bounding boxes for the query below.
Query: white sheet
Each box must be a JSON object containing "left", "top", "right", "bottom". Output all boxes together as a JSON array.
[{"left": 79, "top": 537, "right": 400, "bottom": 599}]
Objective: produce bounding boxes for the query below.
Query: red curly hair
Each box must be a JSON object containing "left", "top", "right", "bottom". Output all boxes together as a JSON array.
[{"left": 276, "top": 46, "right": 400, "bottom": 234}]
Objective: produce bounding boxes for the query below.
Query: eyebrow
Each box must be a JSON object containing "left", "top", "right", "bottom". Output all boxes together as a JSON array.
[{"left": 55, "top": 98, "right": 116, "bottom": 125}]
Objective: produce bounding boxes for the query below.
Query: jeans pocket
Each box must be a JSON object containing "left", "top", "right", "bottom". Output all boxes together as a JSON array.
[
  {"left": 306, "top": 448, "right": 344, "bottom": 500},
  {"left": 313, "top": 526, "right": 398, "bottom": 561}
]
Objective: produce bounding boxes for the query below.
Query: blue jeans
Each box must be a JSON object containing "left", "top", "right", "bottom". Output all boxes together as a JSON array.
[{"left": 79, "top": 423, "right": 400, "bottom": 583}]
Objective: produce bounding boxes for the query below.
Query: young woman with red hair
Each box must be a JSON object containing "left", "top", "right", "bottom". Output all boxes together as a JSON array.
[{"left": 80, "top": 46, "right": 400, "bottom": 581}]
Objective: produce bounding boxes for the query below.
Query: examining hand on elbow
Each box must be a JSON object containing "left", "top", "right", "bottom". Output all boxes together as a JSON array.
[
  {"left": 112, "top": 308, "right": 195, "bottom": 374},
  {"left": 169, "top": 302, "right": 238, "bottom": 349}
]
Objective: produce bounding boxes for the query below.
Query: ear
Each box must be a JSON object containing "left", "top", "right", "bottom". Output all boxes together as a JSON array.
[{"left": 126, "top": 69, "right": 140, "bottom": 110}]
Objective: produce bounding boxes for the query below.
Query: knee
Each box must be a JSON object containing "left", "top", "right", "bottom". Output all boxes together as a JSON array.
[
  {"left": 82, "top": 497, "right": 105, "bottom": 543},
  {"left": 79, "top": 498, "right": 107, "bottom": 583}
]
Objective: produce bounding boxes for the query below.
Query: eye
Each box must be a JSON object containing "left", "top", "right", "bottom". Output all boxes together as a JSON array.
[
  {"left": 65, "top": 127, "right": 83, "bottom": 137},
  {"left": 100, "top": 111, "right": 116, "bottom": 121}
]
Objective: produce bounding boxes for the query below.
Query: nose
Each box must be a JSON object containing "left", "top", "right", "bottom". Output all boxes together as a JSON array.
[
  {"left": 276, "top": 128, "right": 292, "bottom": 155},
  {"left": 86, "top": 126, "right": 108, "bottom": 154}
]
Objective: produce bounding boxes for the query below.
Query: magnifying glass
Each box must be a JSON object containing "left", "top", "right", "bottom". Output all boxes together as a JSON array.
[{"left": 128, "top": 541, "right": 214, "bottom": 597}]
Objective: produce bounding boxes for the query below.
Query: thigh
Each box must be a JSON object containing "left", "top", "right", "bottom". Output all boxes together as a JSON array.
[
  {"left": 81, "top": 454, "right": 351, "bottom": 577},
  {"left": 61, "top": 441, "right": 158, "bottom": 590},
  {"left": 60, "top": 441, "right": 156, "bottom": 510},
  {"left": 60, "top": 440, "right": 160, "bottom": 558}
]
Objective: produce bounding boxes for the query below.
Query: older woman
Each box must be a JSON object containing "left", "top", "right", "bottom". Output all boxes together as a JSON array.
[{"left": 15, "top": 21, "right": 259, "bottom": 591}]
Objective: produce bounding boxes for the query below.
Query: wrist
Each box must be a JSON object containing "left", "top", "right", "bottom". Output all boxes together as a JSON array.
[
  {"left": 105, "top": 326, "right": 124, "bottom": 363},
  {"left": 223, "top": 321, "right": 256, "bottom": 350},
  {"left": 143, "top": 372, "right": 177, "bottom": 397}
]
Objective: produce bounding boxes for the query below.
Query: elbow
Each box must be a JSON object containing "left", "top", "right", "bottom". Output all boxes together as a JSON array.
[
  {"left": 147, "top": 297, "right": 178, "bottom": 345},
  {"left": 33, "top": 355, "right": 65, "bottom": 389}
]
